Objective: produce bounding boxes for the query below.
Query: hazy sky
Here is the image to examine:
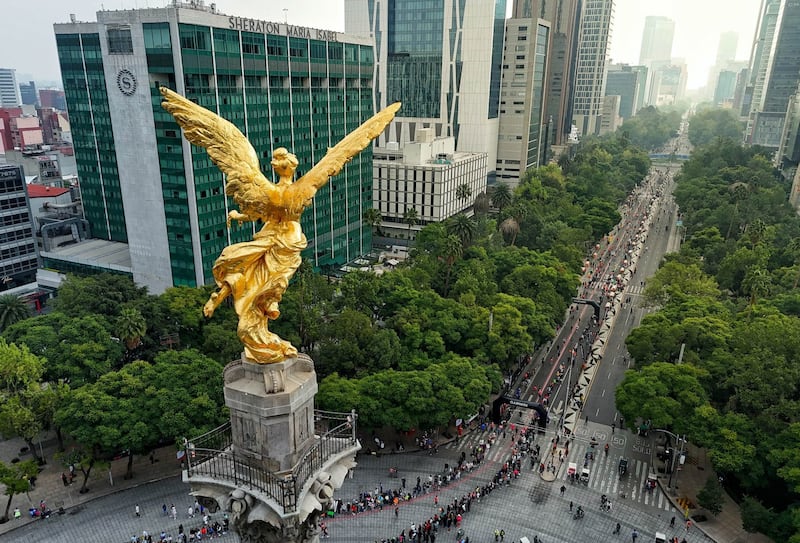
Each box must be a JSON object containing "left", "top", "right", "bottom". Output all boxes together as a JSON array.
[{"left": 0, "top": 0, "right": 762, "bottom": 89}]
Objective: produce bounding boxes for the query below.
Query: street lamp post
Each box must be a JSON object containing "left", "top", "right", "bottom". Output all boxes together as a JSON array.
[{"left": 668, "top": 435, "right": 686, "bottom": 490}]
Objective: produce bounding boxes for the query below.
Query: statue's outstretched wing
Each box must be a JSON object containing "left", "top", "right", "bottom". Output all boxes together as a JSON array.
[
  {"left": 288, "top": 102, "right": 401, "bottom": 206},
  {"left": 159, "top": 87, "right": 272, "bottom": 205}
]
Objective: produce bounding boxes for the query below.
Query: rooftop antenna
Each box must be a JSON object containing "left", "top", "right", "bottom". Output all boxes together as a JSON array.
[{"left": 283, "top": 8, "right": 288, "bottom": 24}]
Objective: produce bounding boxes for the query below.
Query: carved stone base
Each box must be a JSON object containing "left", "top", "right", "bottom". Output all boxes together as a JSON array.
[
  {"left": 224, "top": 354, "right": 317, "bottom": 472},
  {"left": 186, "top": 452, "right": 357, "bottom": 543}
]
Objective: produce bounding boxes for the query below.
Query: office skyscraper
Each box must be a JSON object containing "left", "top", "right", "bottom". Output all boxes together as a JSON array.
[
  {"left": 716, "top": 32, "right": 739, "bottom": 66},
  {"left": 0, "top": 165, "right": 38, "bottom": 288},
  {"left": 744, "top": 0, "right": 782, "bottom": 136},
  {"left": 706, "top": 31, "right": 740, "bottom": 101},
  {"left": 572, "top": 0, "right": 614, "bottom": 137},
  {"left": 512, "top": 0, "right": 582, "bottom": 148},
  {"left": 54, "top": 4, "right": 376, "bottom": 293},
  {"left": 748, "top": 0, "right": 800, "bottom": 148},
  {"left": 638, "top": 16, "right": 674, "bottom": 68},
  {"left": 19, "top": 81, "right": 38, "bottom": 106},
  {"left": 496, "top": 18, "right": 551, "bottom": 182},
  {"left": 605, "top": 64, "right": 642, "bottom": 119},
  {"left": 345, "top": 0, "right": 507, "bottom": 172}
]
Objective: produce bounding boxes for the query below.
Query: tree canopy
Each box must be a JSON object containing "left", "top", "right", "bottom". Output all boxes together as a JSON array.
[
  {"left": 618, "top": 138, "right": 800, "bottom": 540},
  {"left": 687, "top": 108, "right": 743, "bottom": 147}
]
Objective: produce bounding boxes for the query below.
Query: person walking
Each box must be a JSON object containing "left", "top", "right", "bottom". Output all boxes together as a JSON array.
[
  {"left": 613, "top": 523, "right": 621, "bottom": 534},
  {"left": 135, "top": 504, "right": 141, "bottom": 517},
  {"left": 569, "top": 501, "right": 574, "bottom": 512},
  {"left": 560, "top": 485, "right": 566, "bottom": 496},
  {"left": 632, "top": 529, "right": 639, "bottom": 542},
  {"left": 670, "top": 516, "right": 675, "bottom": 528}
]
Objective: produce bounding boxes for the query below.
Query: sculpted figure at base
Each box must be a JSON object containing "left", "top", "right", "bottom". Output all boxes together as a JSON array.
[{"left": 160, "top": 87, "right": 399, "bottom": 363}]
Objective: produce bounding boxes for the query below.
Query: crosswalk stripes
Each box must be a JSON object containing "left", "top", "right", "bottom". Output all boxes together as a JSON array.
[
  {"left": 440, "top": 430, "right": 510, "bottom": 464},
  {"left": 442, "top": 430, "right": 677, "bottom": 511},
  {"left": 626, "top": 285, "right": 645, "bottom": 296},
  {"left": 558, "top": 449, "right": 677, "bottom": 512}
]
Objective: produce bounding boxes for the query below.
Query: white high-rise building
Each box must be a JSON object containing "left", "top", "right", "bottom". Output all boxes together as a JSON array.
[
  {"left": 0, "top": 68, "right": 22, "bottom": 108},
  {"left": 572, "top": 0, "right": 615, "bottom": 137},
  {"left": 345, "top": 0, "right": 507, "bottom": 173}
]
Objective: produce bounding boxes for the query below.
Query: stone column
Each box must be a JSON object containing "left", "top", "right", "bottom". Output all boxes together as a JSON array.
[{"left": 183, "top": 353, "right": 359, "bottom": 543}]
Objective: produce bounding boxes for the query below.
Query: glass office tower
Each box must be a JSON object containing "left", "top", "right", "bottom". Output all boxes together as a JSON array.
[{"left": 55, "top": 4, "right": 375, "bottom": 292}]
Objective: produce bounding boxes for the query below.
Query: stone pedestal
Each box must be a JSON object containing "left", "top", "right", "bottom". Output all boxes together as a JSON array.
[
  {"left": 224, "top": 354, "right": 317, "bottom": 472},
  {"left": 183, "top": 353, "right": 360, "bottom": 543}
]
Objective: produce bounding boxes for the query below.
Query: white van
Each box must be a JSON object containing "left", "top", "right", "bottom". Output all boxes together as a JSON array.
[
  {"left": 654, "top": 532, "right": 667, "bottom": 543},
  {"left": 520, "top": 538, "right": 531, "bottom": 543}
]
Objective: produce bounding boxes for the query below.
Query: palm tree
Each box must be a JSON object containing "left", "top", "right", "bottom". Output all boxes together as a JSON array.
[
  {"left": 455, "top": 183, "right": 472, "bottom": 207},
  {"left": 745, "top": 217, "right": 766, "bottom": 248},
  {"left": 447, "top": 214, "right": 476, "bottom": 248},
  {"left": 441, "top": 234, "right": 463, "bottom": 296},
  {"left": 116, "top": 307, "right": 147, "bottom": 351},
  {"left": 727, "top": 182, "right": 749, "bottom": 239},
  {"left": 473, "top": 192, "right": 490, "bottom": 216},
  {"left": 742, "top": 267, "right": 770, "bottom": 308},
  {"left": 403, "top": 207, "right": 419, "bottom": 245},
  {"left": 490, "top": 183, "right": 513, "bottom": 212},
  {"left": 363, "top": 207, "right": 383, "bottom": 237},
  {"left": 0, "top": 294, "right": 30, "bottom": 332},
  {"left": 499, "top": 217, "right": 520, "bottom": 246}
]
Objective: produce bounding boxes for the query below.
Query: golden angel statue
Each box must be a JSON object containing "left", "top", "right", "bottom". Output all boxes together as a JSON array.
[{"left": 160, "top": 87, "right": 400, "bottom": 364}]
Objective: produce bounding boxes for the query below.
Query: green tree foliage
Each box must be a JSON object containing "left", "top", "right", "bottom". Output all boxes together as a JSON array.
[
  {"left": 0, "top": 294, "right": 31, "bottom": 332},
  {"left": 55, "top": 350, "right": 225, "bottom": 481},
  {"left": 363, "top": 207, "right": 383, "bottom": 236},
  {"left": 116, "top": 307, "right": 147, "bottom": 351},
  {"left": 0, "top": 339, "right": 50, "bottom": 464},
  {"left": 614, "top": 106, "right": 682, "bottom": 150},
  {"left": 317, "top": 356, "right": 498, "bottom": 431},
  {"left": 697, "top": 476, "right": 725, "bottom": 516},
  {"left": 618, "top": 137, "right": 800, "bottom": 539},
  {"left": 616, "top": 363, "right": 710, "bottom": 434},
  {"left": 3, "top": 312, "right": 123, "bottom": 385},
  {"left": 0, "top": 459, "right": 38, "bottom": 521},
  {"left": 490, "top": 183, "right": 513, "bottom": 211},
  {"left": 688, "top": 108, "right": 743, "bottom": 147},
  {"left": 641, "top": 260, "right": 721, "bottom": 307},
  {"left": 53, "top": 274, "right": 148, "bottom": 319}
]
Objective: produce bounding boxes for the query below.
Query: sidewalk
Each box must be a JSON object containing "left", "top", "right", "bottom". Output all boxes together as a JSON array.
[
  {"left": 656, "top": 441, "right": 771, "bottom": 543},
  {"left": 0, "top": 432, "right": 182, "bottom": 538}
]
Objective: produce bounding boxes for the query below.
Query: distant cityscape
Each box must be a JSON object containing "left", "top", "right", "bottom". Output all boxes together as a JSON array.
[{"left": 0, "top": 0, "right": 798, "bottom": 299}]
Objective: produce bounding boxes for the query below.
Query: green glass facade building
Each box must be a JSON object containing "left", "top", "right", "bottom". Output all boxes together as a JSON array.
[{"left": 54, "top": 5, "right": 375, "bottom": 293}]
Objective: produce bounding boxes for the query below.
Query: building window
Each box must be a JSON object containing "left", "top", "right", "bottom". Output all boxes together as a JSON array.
[{"left": 108, "top": 27, "right": 133, "bottom": 54}]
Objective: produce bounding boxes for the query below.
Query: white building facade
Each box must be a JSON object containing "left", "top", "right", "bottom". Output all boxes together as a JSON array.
[{"left": 373, "top": 130, "right": 487, "bottom": 240}]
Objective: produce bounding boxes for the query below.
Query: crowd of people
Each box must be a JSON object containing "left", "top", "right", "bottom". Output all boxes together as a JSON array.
[
  {"left": 125, "top": 501, "right": 233, "bottom": 543},
  {"left": 334, "top": 423, "right": 549, "bottom": 543}
]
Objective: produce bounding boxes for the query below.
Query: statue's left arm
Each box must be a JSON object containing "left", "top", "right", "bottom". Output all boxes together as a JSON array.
[{"left": 287, "top": 103, "right": 401, "bottom": 207}]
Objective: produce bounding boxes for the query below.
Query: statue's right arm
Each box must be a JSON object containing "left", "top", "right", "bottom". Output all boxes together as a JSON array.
[{"left": 227, "top": 210, "right": 254, "bottom": 228}]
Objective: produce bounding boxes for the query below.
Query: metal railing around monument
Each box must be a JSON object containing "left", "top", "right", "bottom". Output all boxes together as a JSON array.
[{"left": 184, "top": 410, "right": 358, "bottom": 515}]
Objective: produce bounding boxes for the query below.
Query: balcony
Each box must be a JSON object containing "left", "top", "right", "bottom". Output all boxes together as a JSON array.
[{"left": 183, "top": 409, "right": 359, "bottom": 515}]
